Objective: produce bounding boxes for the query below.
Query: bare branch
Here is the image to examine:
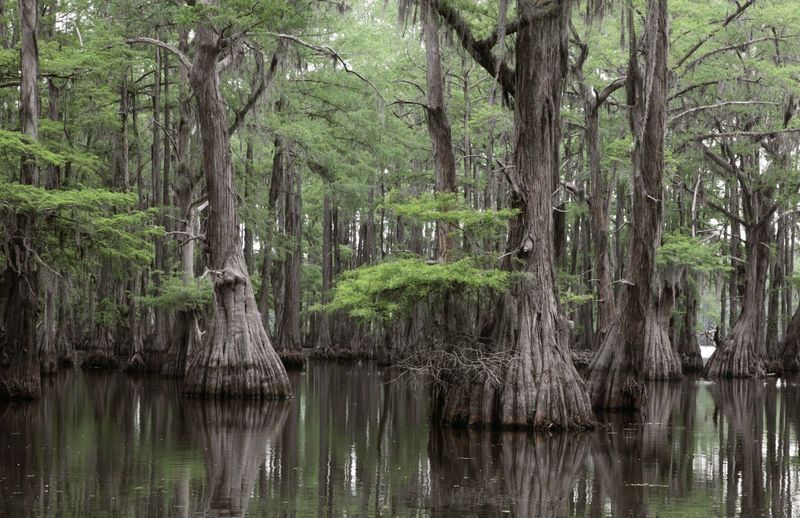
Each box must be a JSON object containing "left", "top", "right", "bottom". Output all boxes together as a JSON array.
[{"left": 696, "top": 128, "right": 800, "bottom": 140}]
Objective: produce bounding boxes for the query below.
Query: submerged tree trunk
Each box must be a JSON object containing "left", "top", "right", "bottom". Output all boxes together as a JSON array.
[
  {"left": 432, "top": 0, "right": 594, "bottom": 430},
  {"left": 587, "top": 0, "right": 672, "bottom": 409},
  {"left": 182, "top": 0, "right": 291, "bottom": 398},
  {"left": 1, "top": 0, "right": 41, "bottom": 399},
  {"left": 187, "top": 400, "right": 289, "bottom": 516}
]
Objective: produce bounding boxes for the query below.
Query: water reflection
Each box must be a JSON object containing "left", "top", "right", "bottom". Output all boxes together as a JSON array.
[
  {"left": 4, "top": 363, "right": 800, "bottom": 516},
  {"left": 428, "top": 428, "right": 589, "bottom": 517},
  {"left": 186, "top": 400, "right": 289, "bottom": 517}
]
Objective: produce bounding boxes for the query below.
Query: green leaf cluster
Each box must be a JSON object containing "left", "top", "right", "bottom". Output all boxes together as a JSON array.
[
  {"left": 319, "top": 257, "right": 511, "bottom": 322},
  {"left": 386, "top": 191, "right": 518, "bottom": 237},
  {"left": 138, "top": 276, "right": 212, "bottom": 312},
  {"left": 656, "top": 232, "right": 731, "bottom": 274}
]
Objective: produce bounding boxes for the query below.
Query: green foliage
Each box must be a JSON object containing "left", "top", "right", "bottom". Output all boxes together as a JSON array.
[
  {"left": 319, "top": 258, "right": 511, "bottom": 322},
  {"left": 138, "top": 276, "right": 213, "bottom": 312},
  {"left": 0, "top": 129, "right": 63, "bottom": 166},
  {"left": 656, "top": 232, "right": 731, "bottom": 274},
  {"left": 0, "top": 183, "right": 160, "bottom": 268},
  {"left": 386, "top": 191, "right": 518, "bottom": 238},
  {"left": 95, "top": 297, "right": 126, "bottom": 327}
]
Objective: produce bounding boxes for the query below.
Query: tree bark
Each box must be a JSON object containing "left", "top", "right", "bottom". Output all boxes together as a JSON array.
[
  {"left": 275, "top": 156, "right": 304, "bottom": 368},
  {"left": 766, "top": 217, "right": 784, "bottom": 359},
  {"left": 422, "top": 0, "right": 458, "bottom": 262},
  {"left": 705, "top": 196, "right": 772, "bottom": 377},
  {"left": 313, "top": 192, "right": 335, "bottom": 356},
  {"left": 163, "top": 29, "right": 201, "bottom": 378},
  {"left": 676, "top": 271, "right": 704, "bottom": 372},
  {"left": 257, "top": 129, "right": 286, "bottom": 331},
  {"left": 182, "top": 0, "right": 291, "bottom": 398},
  {"left": 1, "top": 0, "right": 41, "bottom": 399},
  {"left": 432, "top": 0, "right": 594, "bottom": 430},
  {"left": 587, "top": 102, "right": 616, "bottom": 341},
  {"left": 587, "top": 0, "right": 674, "bottom": 410}
]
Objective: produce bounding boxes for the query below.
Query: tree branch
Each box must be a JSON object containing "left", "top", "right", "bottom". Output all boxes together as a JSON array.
[
  {"left": 125, "top": 37, "right": 192, "bottom": 71},
  {"left": 696, "top": 127, "right": 800, "bottom": 140},
  {"left": 270, "top": 33, "right": 386, "bottom": 104},
  {"left": 670, "top": 101, "right": 780, "bottom": 124},
  {"left": 674, "top": 0, "right": 756, "bottom": 68},
  {"left": 427, "top": 0, "right": 515, "bottom": 98},
  {"left": 229, "top": 43, "right": 284, "bottom": 135}
]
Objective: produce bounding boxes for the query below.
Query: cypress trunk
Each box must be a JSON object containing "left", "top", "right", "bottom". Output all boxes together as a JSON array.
[
  {"left": 313, "top": 192, "right": 335, "bottom": 356},
  {"left": 275, "top": 159, "right": 304, "bottom": 368},
  {"left": 182, "top": 0, "right": 291, "bottom": 398},
  {"left": 422, "top": 0, "right": 458, "bottom": 262},
  {"left": 1, "top": 0, "right": 41, "bottom": 399},
  {"left": 432, "top": 0, "right": 594, "bottom": 430},
  {"left": 706, "top": 213, "right": 772, "bottom": 377},
  {"left": 586, "top": 0, "right": 673, "bottom": 410}
]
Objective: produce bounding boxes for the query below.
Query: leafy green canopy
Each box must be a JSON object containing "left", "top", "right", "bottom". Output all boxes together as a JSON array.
[
  {"left": 386, "top": 191, "right": 518, "bottom": 237},
  {"left": 318, "top": 258, "right": 510, "bottom": 322},
  {"left": 0, "top": 183, "right": 160, "bottom": 267},
  {"left": 656, "top": 232, "right": 731, "bottom": 274},
  {"left": 138, "top": 276, "right": 213, "bottom": 312}
]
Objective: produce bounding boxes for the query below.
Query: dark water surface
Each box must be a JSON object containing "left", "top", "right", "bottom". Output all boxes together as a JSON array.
[{"left": 1, "top": 361, "right": 798, "bottom": 517}]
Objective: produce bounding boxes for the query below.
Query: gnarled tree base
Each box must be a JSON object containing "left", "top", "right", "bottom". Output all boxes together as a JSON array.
[
  {"left": 124, "top": 353, "right": 148, "bottom": 373},
  {"left": 431, "top": 290, "right": 594, "bottom": 430},
  {"left": 182, "top": 263, "right": 291, "bottom": 399},
  {"left": 704, "top": 320, "right": 765, "bottom": 378},
  {"left": 586, "top": 318, "right": 644, "bottom": 410}
]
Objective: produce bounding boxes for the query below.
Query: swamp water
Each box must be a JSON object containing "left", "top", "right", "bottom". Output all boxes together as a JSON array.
[{"left": 1, "top": 360, "right": 798, "bottom": 517}]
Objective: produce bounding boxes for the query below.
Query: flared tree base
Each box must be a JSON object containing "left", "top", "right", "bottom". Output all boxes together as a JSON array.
[
  {"left": 431, "top": 290, "right": 595, "bottom": 430},
  {"left": 704, "top": 322, "right": 765, "bottom": 378},
  {"left": 182, "top": 263, "right": 292, "bottom": 399},
  {"left": 40, "top": 351, "right": 58, "bottom": 376},
  {"left": 680, "top": 352, "right": 704, "bottom": 373},
  {"left": 586, "top": 318, "right": 645, "bottom": 410},
  {"left": 643, "top": 318, "right": 682, "bottom": 380}
]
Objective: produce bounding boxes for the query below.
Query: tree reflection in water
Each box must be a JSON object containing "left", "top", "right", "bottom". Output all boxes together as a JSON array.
[
  {"left": 6, "top": 364, "right": 800, "bottom": 516},
  {"left": 428, "top": 427, "right": 589, "bottom": 517},
  {"left": 185, "top": 399, "right": 289, "bottom": 518}
]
